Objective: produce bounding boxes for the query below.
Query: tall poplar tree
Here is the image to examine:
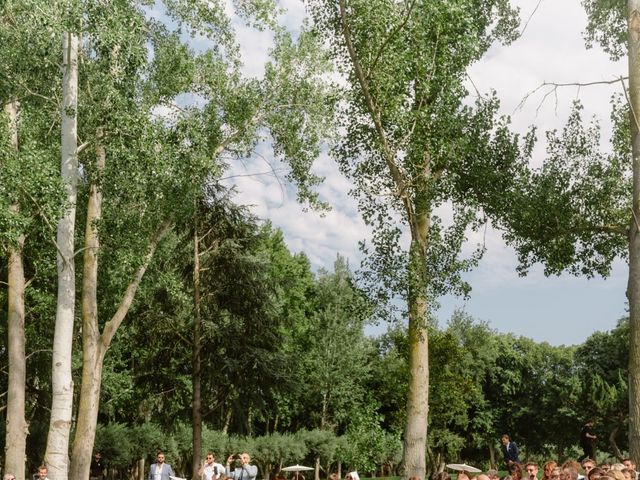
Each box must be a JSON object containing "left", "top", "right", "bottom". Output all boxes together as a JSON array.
[
  {"left": 3, "top": 91, "right": 27, "bottom": 480},
  {"left": 304, "top": 0, "right": 526, "bottom": 476},
  {"left": 46, "top": 26, "right": 79, "bottom": 480},
  {"left": 1, "top": 1, "right": 64, "bottom": 477}
]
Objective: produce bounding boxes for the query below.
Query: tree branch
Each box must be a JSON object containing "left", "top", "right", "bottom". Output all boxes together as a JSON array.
[
  {"left": 515, "top": 76, "right": 629, "bottom": 115},
  {"left": 19, "top": 187, "right": 72, "bottom": 270},
  {"left": 15, "top": 81, "right": 58, "bottom": 106},
  {"left": 366, "top": 0, "right": 417, "bottom": 79},
  {"left": 620, "top": 77, "right": 640, "bottom": 134},
  {"left": 214, "top": 110, "right": 264, "bottom": 156},
  {"left": 519, "top": 0, "right": 544, "bottom": 37},
  {"left": 220, "top": 168, "right": 287, "bottom": 181},
  {"left": 101, "top": 220, "right": 173, "bottom": 348},
  {"left": 77, "top": 140, "right": 92, "bottom": 155},
  {"left": 337, "top": 0, "right": 414, "bottom": 222},
  {"left": 25, "top": 349, "right": 52, "bottom": 361}
]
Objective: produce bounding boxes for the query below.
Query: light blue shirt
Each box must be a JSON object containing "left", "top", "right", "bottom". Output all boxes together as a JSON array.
[{"left": 226, "top": 465, "right": 258, "bottom": 480}]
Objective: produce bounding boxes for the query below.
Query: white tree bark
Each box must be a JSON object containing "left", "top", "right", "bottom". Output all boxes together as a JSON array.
[
  {"left": 4, "top": 99, "right": 29, "bottom": 480},
  {"left": 403, "top": 296, "right": 429, "bottom": 480},
  {"left": 45, "top": 31, "right": 79, "bottom": 480}
]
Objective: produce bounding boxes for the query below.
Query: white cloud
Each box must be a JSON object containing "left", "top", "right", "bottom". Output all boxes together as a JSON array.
[
  {"left": 469, "top": 0, "right": 624, "bottom": 150},
  {"left": 222, "top": 150, "right": 370, "bottom": 270}
]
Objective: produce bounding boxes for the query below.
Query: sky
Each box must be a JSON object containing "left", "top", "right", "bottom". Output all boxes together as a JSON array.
[{"left": 221, "top": 0, "right": 628, "bottom": 346}]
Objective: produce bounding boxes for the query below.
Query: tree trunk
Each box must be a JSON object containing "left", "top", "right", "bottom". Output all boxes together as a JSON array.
[
  {"left": 610, "top": 425, "right": 624, "bottom": 462},
  {"left": 628, "top": 1, "right": 640, "bottom": 462},
  {"left": 69, "top": 128, "right": 107, "bottom": 480},
  {"left": 69, "top": 345, "right": 106, "bottom": 480},
  {"left": 45, "top": 30, "right": 79, "bottom": 480},
  {"left": 489, "top": 443, "right": 496, "bottom": 469},
  {"left": 138, "top": 459, "right": 146, "bottom": 480},
  {"left": 402, "top": 179, "right": 431, "bottom": 480},
  {"left": 335, "top": 1, "right": 432, "bottom": 474},
  {"left": 4, "top": 99, "right": 28, "bottom": 480},
  {"left": 222, "top": 408, "right": 232, "bottom": 434},
  {"left": 320, "top": 390, "right": 328, "bottom": 430},
  {"left": 192, "top": 213, "right": 203, "bottom": 480},
  {"left": 425, "top": 444, "right": 434, "bottom": 473},
  {"left": 402, "top": 285, "right": 429, "bottom": 480}
]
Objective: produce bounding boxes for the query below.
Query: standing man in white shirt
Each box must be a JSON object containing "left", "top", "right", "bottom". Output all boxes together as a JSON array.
[
  {"left": 199, "top": 452, "right": 225, "bottom": 480},
  {"left": 226, "top": 453, "right": 258, "bottom": 480},
  {"left": 148, "top": 451, "right": 175, "bottom": 480}
]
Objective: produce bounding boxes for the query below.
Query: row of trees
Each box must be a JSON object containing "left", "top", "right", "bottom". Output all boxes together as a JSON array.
[
  {"left": 1, "top": 248, "right": 633, "bottom": 478},
  {"left": 89, "top": 425, "right": 401, "bottom": 480},
  {"left": 1, "top": 0, "right": 638, "bottom": 479},
  {"left": 1, "top": 0, "right": 332, "bottom": 479}
]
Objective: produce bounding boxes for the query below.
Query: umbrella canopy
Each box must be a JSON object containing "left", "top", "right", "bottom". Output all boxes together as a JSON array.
[
  {"left": 282, "top": 465, "right": 314, "bottom": 472},
  {"left": 446, "top": 464, "right": 482, "bottom": 473}
]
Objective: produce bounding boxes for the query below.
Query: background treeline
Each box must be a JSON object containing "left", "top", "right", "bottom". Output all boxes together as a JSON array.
[{"left": 0, "top": 192, "right": 631, "bottom": 476}]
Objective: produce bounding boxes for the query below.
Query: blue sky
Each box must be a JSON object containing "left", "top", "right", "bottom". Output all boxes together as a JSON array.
[{"left": 222, "top": 0, "right": 628, "bottom": 346}]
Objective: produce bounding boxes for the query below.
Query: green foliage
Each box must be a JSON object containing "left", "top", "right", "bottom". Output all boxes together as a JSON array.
[
  {"left": 338, "top": 405, "right": 401, "bottom": 475},
  {"left": 574, "top": 318, "right": 630, "bottom": 453},
  {"left": 202, "top": 428, "right": 230, "bottom": 458},
  {"left": 274, "top": 255, "right": 374, "bottom": 432},
  {"left": 2, "top": 0, "right": 636, "bottom": 475},
  {"left": 94, "top": 423, "right": 135, "bottom": 469},
  {"left": 296, "top": 429, "right": 338, "bottom": 466},
  {"left": 263, "top": 28, "right": 336, "bottom": 209},
  {"left": 582, "top": 0, "right": 626, "bottom": 60},
  {"left": 252, "top": 432, "right": 308, "bottom": 476},
  {"left": 0, "top": 0, "right": 64, "bottom": 252},
  {"left": 499, "top": 101, "right": 629, "bottom": 278},
  {"left": 367, "top": 328, "right": 409, "bottom": 433}
]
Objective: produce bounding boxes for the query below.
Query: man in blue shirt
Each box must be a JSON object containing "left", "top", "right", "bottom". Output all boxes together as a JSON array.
[
  {"left": 501, "top": 434, "right": 521, "bottom": 469},
  {"left": 226, "top": 453, "right": 258, "bottom": 480}
]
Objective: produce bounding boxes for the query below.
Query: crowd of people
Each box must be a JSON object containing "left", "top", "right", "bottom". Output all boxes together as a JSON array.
[
  {"left": 430, "top": 427, "right": 638, "bottom": 480},
  {"left": 432, "top": 458, "right": 640, "bottom": 480},
  {"left": 147, "top": 450, "right": 259, "bottom": 480},
  {"left": 3, "top": 464, "right": 50, "bottom": 480},
  {"left": 2, "top": 450, "right": 260, "bottom": 480}
]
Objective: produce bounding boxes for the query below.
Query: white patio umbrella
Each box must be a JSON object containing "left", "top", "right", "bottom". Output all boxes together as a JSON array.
[
  {"left": 282, "top": 465, "right": 314, "bottom": 472},
  {"left": 446, "top": 464, "right": 482, "bottom": 473}
]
